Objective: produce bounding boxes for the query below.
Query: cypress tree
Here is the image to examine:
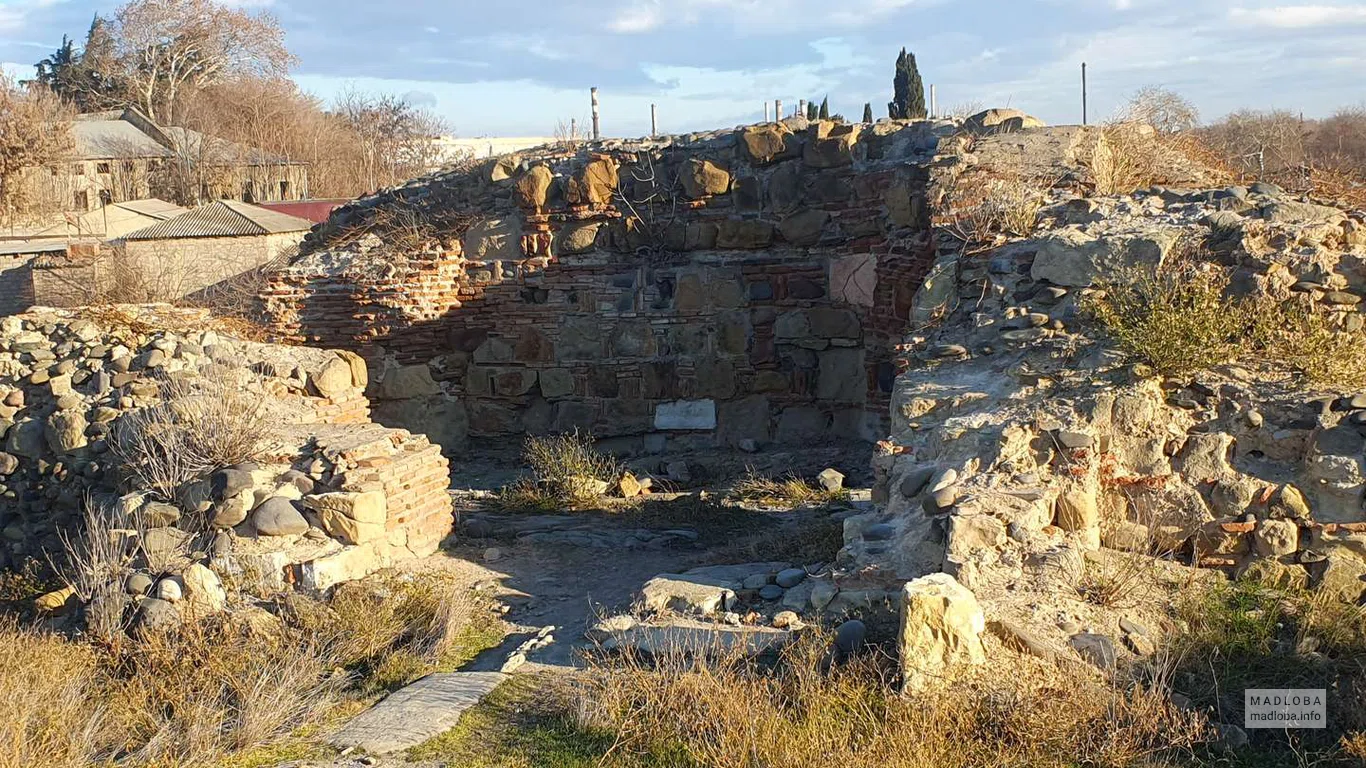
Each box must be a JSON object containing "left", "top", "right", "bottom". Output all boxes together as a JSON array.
[
  {"left": 806, "top": 101, "right": 818, "bottom": 120},
  {"left": 863, "top": 102, "right": 873, "bottom": 123},
  {"left": 819, "top": 96, "right": 829, "bottom": 120},
  {"left": 887, "top": 47, "right": 926, "bottom": 120}
]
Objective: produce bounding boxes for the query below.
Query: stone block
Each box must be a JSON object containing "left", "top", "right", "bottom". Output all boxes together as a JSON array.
[
  {"left": 377, "top": 364, "right": 440, "bottom": 400},
  {"left": 539, "top": 368, "right": 575, "bottom": 398},
  {"left": 807, "top": 308, "right": 861, "bottom": 338},
  {"left": 555, "top": 222, "right": 601, "bottom": 254},
  {"left": 898, "top": 574, "right": 986, "bottom": 692},
  {"left": 768, "top": 162, "right": 802, "bottom": 211},
  {"left": 493, "top": 368, "right": 538, "bottom": 397},
  {"left": 681, "top": 158, "right": 731, "bottom": 198},
  {"left": 513, "top": 328, "right": 554, "bottom": 363},
  {"left": 716, "top": 314, "right": 749, "bottom": 356},
  {"left": 557, "top": 316, "right": 602, "bottom": 360},
  {"left": 816, "top": 348, "right": 864, "bottom": 402},
  {"left": 565, "top": 156, "right": 619, "bottom": 206},
  {"left": 515, "top": 165, "right": 552, "bottom": 208},
  {"left": 468, "top": 401, "right": 521, "bottom": 434},
  {"left": 733, "top": 176, "right": 762, "bottom": 211},
  {"left": 695, "top": 359, "right": 737, "bottom": 399},
  {"left": 740, "top": 123, "right": 799, "bottom": 165},
  {"left": 655, "top": 400, "right": 717, "bottom": 431},
  {"left": 462, "top": 217, "right": 523, "bottom": 261},
  {"left": 777, "top": 208, "right": 829, "bottom": 246},
  {"left": 552, "top": 401, "right": 597, "bottom": 432},
  {"left": 674, "top": 273, "right": 703, "bottom": 311},
  {"left": 831, "top": 254, "right": 877, "bottom": 308},
  {"left": 804, "top": 121, "right": 861, "bottom": 168},
  {"left": 717, "top": 395, "right": 771, "bottom": 447},
  {"left": 716, "top": 219, "right": 775, "bottom": 249},
  {"left": 775, "top": 406, "right": 828, "bottom": 442},
  {"left": 611, "top": 323, "right": 657, "bottom": 357}
]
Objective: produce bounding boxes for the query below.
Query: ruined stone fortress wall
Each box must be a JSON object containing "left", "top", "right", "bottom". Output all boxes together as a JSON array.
[{"left": 261, "top": 119, "right": 949, "bottom": 453}]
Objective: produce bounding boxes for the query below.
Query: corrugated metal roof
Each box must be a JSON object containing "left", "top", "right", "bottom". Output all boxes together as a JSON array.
[
  {"left": 72, "top": 120, "right": 174, "bottom": 160},
  {"left": 114, "top": 199, "right": 187, "bottom": 220},
  {"left": 122, "top": 200, "right": 314, "bottom": 240},
  {"left": 0, "top": 241, "right": 74, "bottom": 256}
]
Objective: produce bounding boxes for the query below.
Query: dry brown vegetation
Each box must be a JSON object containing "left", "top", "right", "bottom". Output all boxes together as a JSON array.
[
  {"left": 0, "top": 570, "right": 501, "bottom": 768},
  {"left": 497, "top": 431, "right": 625, "bottom": 511},
  {"left": 1083, "top": 252, "right": 1366, "bottom": 388},
  {"left": 730, "top": 468, "right": 847, "bottom": 508},
  {"left": 0, "top": 73, "right": 75, "bottom": 226},
  {"left": 110, "top": 367, "right": 273, "bottom": 503}
]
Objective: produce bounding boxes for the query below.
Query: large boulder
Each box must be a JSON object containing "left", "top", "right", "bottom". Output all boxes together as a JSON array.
[
  {"left": 252, "top": 497, "right": 309, "bottom": 537},
  {"left": 898, "top": 573, "right": 986, "bottom": 691},
  {"left": 1030, "top": 227, "right": 1180, "bottom": 287},
  {"left": 301, "top": 491, "right": 387, "bottom": 545},
  {"left": 961, "top": 108, "right": 1045, "bottom": 135}
]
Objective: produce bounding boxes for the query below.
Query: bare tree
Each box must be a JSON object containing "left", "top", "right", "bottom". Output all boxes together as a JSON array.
[
  {"left": 333, "top": 88, "right": 448, "bottom": 192},
  {"left": 1124, "top": 86, "right": 1200, "bottom": 134},
  {"left": 1203, "top": 109, "right": 1309, "bottom": 179},
  {"left": 110, "top": 0, "right": 295, "bottom": 125},
  {"left": 0, "top": 75, "right": 75, "bottom": 227}
]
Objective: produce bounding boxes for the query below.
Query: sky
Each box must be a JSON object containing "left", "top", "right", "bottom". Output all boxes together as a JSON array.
[{"left": 1, "top": 0, "right": 1364, "bottom": 138}]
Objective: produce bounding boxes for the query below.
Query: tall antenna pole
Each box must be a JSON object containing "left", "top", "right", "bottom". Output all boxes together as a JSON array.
[
  {"left": 1081, "top": 63, "right": 1088, "bottom": 126},
  {"left": 591, "top": 87, "right": 601, "bottom": 140}
]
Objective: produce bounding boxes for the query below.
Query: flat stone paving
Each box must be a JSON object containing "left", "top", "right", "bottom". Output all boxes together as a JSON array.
[{"left": 328, "top": 671, "right": 508, "bottom": 754}]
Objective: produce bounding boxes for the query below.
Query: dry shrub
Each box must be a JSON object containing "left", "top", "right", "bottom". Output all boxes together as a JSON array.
[
  {"left": 52, "top": 495, "right": 137, "bottom": 603},
  {"left": 585, "top": 630, "right": 1207, "bottom": 767},
  {"left": 730, "top": 468, "right": 847, "bottom": 508},
  {"left": 106, "top": 619, "right": 338, "bottom": 766},
  {"left": 287, "top": 570, "right": 485, "bottom": 692},
  {"left": 970, "top": 175, "right": 1048, "bottom": 237},
  {"left": 1082, "top": 257, "right": 1250, "bottom": 376},
  {"left": 499, "top": 430, "right": 622, "bottom": 510},
  {"left": 110, "top": 366, "right": 272, "bottom": 502},
  {"left": 1258, "top": 300, "right": 1366, "bottom": 390},
  {"left": 0, "top": 619, "right": 104, "bottom": 768}
]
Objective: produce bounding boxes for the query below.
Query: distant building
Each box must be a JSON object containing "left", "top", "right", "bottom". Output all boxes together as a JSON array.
[
  {"left": 257, "top": 199, "right": 349, "bottom": 225},
  {"left": 27, "top": 198, "right": 188, "bottom": 241},
  {"left": 32, "top": 108, "right": 309, "bottom": 214},
  {"left": 433, "top": 136, "right": 559, "bottom": 164},
  {"left": 24, "top": 200, "right": 313, "bottom": 309}
]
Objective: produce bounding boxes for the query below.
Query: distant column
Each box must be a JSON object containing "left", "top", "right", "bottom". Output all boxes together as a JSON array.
[
  {"left": 764, "top": 102, "right": 770, "bottom": 122},
  {"left": 929, "top": 84, "right": 937, "bottom": 118},
  {"left": 798, "top": 99, "right": 807, "bottom": 118},
  {"left": 651, "top": 103, "right": 658, "bottom": 137},
  {"left": 775, "top": 100, "right": 783, "bottom": 122},
  {"left": 591, "top": 87, "right": 601, "bottom": 140}
]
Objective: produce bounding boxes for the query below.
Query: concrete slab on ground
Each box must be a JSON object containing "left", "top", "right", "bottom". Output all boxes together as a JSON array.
[{"left": 328, "top": 671, "right": 507, "bottom": 754}]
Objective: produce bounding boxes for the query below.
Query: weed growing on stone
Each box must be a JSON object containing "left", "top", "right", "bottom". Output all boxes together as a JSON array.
[
  {"left": 496, "top": 430, "right": 624, "bottom": 511},
  {"left": 730, "top": 468, "right": 847, "bottom": 508}
]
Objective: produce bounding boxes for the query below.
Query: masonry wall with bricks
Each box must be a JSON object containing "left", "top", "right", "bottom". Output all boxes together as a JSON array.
[{"left": 262, "top": 119, "right": 950, "bottom": 453}]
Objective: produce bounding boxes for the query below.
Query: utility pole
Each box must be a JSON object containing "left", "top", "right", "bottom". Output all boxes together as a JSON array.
[
  {"left": 1081, "top": 63, "right": 1088, "bottom": 126},
  {"left": 591, "top": 87, "right": 601, "bottom": 140},
  {"left": 650, "top": 103, "right": 658, "bottom": 137}
]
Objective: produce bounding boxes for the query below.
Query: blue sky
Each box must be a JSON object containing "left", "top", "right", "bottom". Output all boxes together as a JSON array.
[{"left": 1, "top": 0, "right": 1364, "bottom": 137}]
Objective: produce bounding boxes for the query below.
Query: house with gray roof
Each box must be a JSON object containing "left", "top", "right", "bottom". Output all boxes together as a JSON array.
[{"left": 43, "top": 108, "right": 308, "bottom": 214}]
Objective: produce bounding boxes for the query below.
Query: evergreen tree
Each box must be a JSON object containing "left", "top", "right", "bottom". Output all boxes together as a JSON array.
[
  {"left": 806, "top": 101, "right": 818, "bottom": 120},
  {"left": 33, "top": 15, "right": 127, "bottom": 112},
  {"left": 819, "top": 96, "right": 829, "bottom": 120},
  {"left": 887, "top": 47, "right": 926, "bottom": 120},
  {"left": 863, "top": 102, "right": 873, "bottom": 123}
]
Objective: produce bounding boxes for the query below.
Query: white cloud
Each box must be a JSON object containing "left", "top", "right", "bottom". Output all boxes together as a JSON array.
[
  {"left": 1230, "top": 4, "right": 1366, "bottom": 27},
  {"left": 424, "top": 25, "right": 440, "bottom": 33},
  {"left": 609, "top": 3, "right": 664, "bottom": 33}
]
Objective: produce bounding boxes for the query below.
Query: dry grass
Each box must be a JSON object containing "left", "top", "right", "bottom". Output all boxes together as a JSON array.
[
  {"left": 0, "top": 569, "right": 502, "bottom": 768},
  {"left": 1257, "top": 300, "right": 1366, "bottom": 390},
  {"left": 496, "top": 430, "right": 622, "bottom": 511},
  {"left": 110, "top": 367, "right": 273, "bottom": 503},
  {"left": 52, "top": 495, "right": 138, "bottom": 604},
  {"left": 1082, "top": 256, "right": 1250, "bottom": 376},
  {"left": 730, "top": 468, "right": 847, "bottom": 508},
  {"left": 1090, "top": 121, "right": 1225, "bottom": 195},
  {"left": 582, "top": 630, "right": 1209, "bottom": 768},
  {"left": 0, "top": 618, "right": 105, "bottom": 768}
]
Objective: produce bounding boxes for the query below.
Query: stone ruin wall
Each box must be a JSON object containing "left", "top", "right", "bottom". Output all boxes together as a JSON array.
[
  {"left": 0, "top": 307, "right": 453, "bottom": 591},
  {"left": 261, "top": 119, "right": 955, "bottom": 454}
]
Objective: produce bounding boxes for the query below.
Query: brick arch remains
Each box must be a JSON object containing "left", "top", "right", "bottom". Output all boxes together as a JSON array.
[{"left": 261, "top": 119, "right": 946, "bottom": 454}]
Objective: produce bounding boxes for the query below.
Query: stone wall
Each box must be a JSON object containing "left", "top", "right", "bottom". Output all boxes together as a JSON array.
[
  {"left": 262, "top": 118, "right": 951, "bottom": 452},
  {"left": 0, "top": 254, "right": 34, "bottom": 315},
  {"left": 0, "top": 306, "right": 454, "bottom": 591}
]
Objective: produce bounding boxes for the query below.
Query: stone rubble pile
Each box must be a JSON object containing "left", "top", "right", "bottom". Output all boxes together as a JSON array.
[{"left": 5, "top": 306, "right": 454, "bottom": 633}]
